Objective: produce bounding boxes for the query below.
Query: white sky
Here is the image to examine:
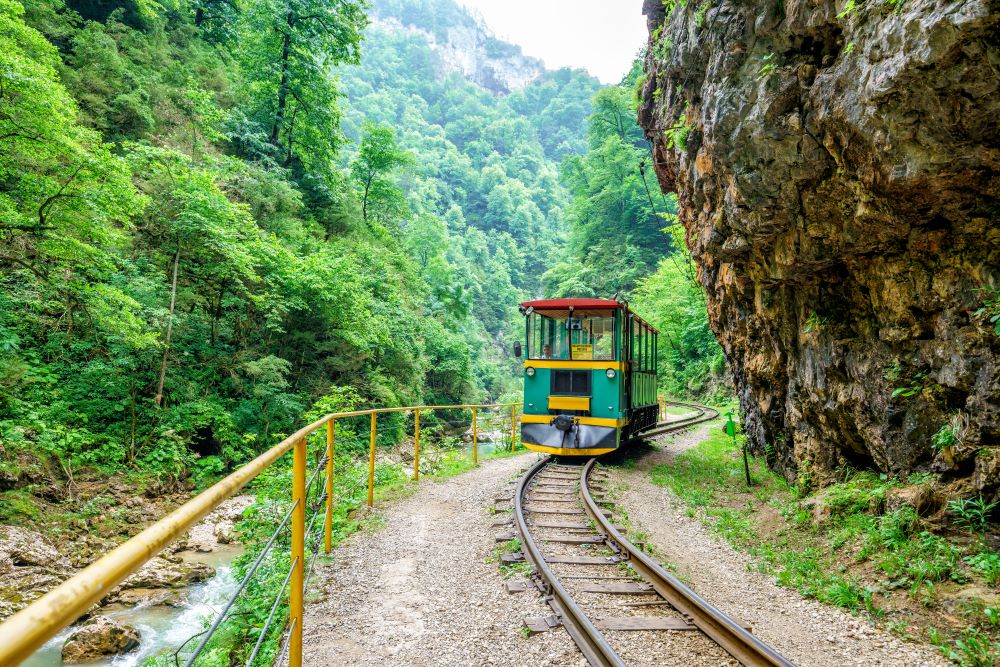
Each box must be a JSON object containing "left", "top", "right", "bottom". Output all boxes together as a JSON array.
[{"left": 455, "top": 0, "right": 648, "bottom": 84}]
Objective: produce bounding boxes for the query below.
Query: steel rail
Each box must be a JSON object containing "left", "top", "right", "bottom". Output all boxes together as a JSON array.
[
  {"left": 580, "top": 456, "right": 795, "bottom": 665},
  {"left": 638, "top": 403, "right": 719, "bottom": 439},
  {"left": 514, "top": 457, "right": 625, "bottom": 667}
]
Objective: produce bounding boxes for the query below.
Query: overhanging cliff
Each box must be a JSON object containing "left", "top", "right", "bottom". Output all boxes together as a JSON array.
[{"left": 639, "top": 0, "right": 1000, "bottom": 496}]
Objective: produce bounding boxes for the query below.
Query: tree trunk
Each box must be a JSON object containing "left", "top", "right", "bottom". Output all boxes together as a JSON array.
[
  {"left": 154, "top": 243, "right": 181, "bottom": 408},
  {"left": 362, "top": 173, "right": 373, "bottom": 222},
  {"left": 211, "top": 281, "right": 226, "bottom": 345},
  {"left": 270, "top": 13, "right": 294, "bottom": 146}
]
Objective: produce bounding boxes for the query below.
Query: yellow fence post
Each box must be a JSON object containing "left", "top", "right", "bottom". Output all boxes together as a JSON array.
[
  {"left": 472, "top": 406, "right": 478, "bottom": 465},
  {"left": 290, "top": 437, "right": 306, "bottom": 667},
  {"left": 413, "top": 409, "right": 421, "bottom": 481},
  {"left": 510, "top": 404, "right": 517, "bottom": 450},
  {"left": 367, "top": 412, "right": 377, "bottom": 507},
  {"left": 324, "top": 419, "right": 334, "bottom": 553}
]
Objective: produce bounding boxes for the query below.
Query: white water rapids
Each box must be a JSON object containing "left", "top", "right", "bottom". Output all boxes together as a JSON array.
[{"left": 22, "top": 546, "right": 241, "bottom": 667}]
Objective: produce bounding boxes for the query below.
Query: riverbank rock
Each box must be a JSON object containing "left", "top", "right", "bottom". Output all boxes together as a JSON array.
[
  {"left": 179, "top": 495, "right": 253, "bottom": 554},
  {"left": 119, "top": 556, "right": 213, "bottom": 590},
  {"left": 638, "top": 1, "right": 1000, "bottom": 494},
  {"left": 62, "top": 616, "right": 140, "bottom": 663},
  {"left": 0, "top": 526, "right": 72, "bottom": 619}
]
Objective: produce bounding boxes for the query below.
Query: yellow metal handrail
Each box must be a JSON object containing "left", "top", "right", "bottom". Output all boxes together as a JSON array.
[{"left": 0, "top": 402, "right": 520, "bottom": 666}]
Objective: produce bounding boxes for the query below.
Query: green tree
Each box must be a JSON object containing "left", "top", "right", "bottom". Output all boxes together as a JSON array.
[
  {"left": 234, "top": 0, "right": 368, "bottom": 170},
  {"left": 350, "top": 122, "right": 413, "bottom": 224}
]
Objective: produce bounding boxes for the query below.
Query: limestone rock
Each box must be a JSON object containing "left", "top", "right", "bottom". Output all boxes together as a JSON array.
[
  {"left": 886, "top": 484, "right": 937, "bottom": 516},
  {"left": 213, "top": 520, "right": 234, "bottom": 545},
  {"left": 0, "top": 526, "right": 72, "bottom": 619},
  {"left": 119, "top": 556, "right": 213, "bottom": 590},
  {"left": 113, "top": 587, "right": 184, "bottom": 607},
  {"left": 638, "top": 0, "right": 1000, "bottom": 495},
  {"left": 62, "top": 616, "right": 140, "bottom": 663}
]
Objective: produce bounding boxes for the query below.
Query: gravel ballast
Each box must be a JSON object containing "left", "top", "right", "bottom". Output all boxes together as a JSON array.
[
  {"left": 609, "top": 424, "right": 951, "bottom": 667},
  {"left": 302, "top": 453, "right": 582, "bottom": 666}
]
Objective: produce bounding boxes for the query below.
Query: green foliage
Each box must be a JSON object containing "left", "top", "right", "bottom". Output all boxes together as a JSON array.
[
  {"left": 232, "top": 0, "right": 368, "bottom": 172},
  {"left": 756, "top": 52, "right": 777, "bottom": 80},
  {"left": 932, "top": 626, "right": 1000, "bottom": 667},
  {"left": 933, "top": 423, "right": 958, "bottom": 450},
  {"left": 4, "top": 0, "right": 600, "bottom": 487},
  {"left": 545, "top": 79, "right": 668, "bottom": 298},
  {"left": 891, "top": 371, "right": 927, "bottom": 398},
  {"left": 948, "top": 497, "right": 998, "bottom": 535},
  {"left": 803, "top": 311, "right": 829, "bottom": 333},
  {"left": 964, "top": 552, "right": 1000, "bottom": 587},
  {"left": 633, "top": 242, "right": 726, "bottom": 400},
  {"left": 350, "top": 122, "right": 413, "bottom": 225},
  {"left": 974, "top": 286, "right": 1000, "bottom": 335}
]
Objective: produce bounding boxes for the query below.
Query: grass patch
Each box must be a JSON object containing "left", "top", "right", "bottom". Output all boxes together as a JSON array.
[{"left": 649, "top": 421, "right": 1000, "bottom": 665}]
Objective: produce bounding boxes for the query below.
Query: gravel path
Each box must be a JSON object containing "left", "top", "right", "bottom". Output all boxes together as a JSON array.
[
  {"left": 610, "top": 423, "right": 950, "bottom": 667},
  {"left": 302, "top": 453, "right": 582, "bottom": 667}
]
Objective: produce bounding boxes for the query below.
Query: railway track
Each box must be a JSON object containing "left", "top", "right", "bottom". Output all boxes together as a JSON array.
[{"left": 500, "top": 403, "right": 795, "bottom": 667}]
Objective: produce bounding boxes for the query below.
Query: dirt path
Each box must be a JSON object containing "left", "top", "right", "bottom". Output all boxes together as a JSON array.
[
  {"left": 302, "top": 453, "right": 582, "bottom": 667},
  {"left": 610, "top": 424, "right": 950, "bottom": 667}
]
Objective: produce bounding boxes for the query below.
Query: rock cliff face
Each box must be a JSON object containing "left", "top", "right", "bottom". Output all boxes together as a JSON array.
[
  {"left": 639, "top": 0, "right": 1000, "bottom": 496},
  {"left": 371, "top": 13, "right": 544, "bottom": 94}
]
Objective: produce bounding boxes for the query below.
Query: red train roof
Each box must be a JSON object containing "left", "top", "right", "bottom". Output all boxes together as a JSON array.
[
  {"left": 520, "top": 298, "right": 621, "bottom": 310},
  {"left": 520, "top": 299, "right": 658, "bottom": 333}
]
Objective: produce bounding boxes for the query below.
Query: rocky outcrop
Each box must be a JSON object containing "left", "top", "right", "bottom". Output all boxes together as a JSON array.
[
  {"left": 639, "top": 1, "right": 999, "bottom": 492},
  {"left": 370, "top": 9, "right": 544, "bottom": 94},
  {"left": 0, "top": 526, "right": 72, "bottom": 618},
  {"left": 61, "top": 616, "right": 140, "bottom": 663},
  {"left": 118, "top": 556, "right": 213, "bottom": 590}
]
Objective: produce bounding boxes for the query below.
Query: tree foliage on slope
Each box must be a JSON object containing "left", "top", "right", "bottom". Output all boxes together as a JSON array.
[
  {"left": 544, "top": 60, "right": 728, "bottom": 400},
  {"left": 336, "top": 10, "right": 602, "bottom": 389},
  {"left": 545, "top": 68, "right": 673, "bottom": 299},
  {"left": 0, "top": 0, "right": 486, "bottom": 485}
]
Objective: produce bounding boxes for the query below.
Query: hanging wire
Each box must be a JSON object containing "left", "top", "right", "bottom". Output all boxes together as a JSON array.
[
  {"left": 181, "top": 498, "right": 299, "bottom": 667},
  {"left": 243, "top": 473, "right": 366, "bottom": 667},
  {"left": 273, "top": 617, "right": 297, "bottom": 667},
  {"left": 243, "top": 557, "right": 298, "bottom": 667}
]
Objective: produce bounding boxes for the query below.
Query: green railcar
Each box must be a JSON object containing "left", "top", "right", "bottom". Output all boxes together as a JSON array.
[{"left": 516, "top": 298, "right": 659, "bottom": 456}]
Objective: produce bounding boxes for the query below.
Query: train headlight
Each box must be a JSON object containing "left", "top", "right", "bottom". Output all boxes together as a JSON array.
[
  {"left": 526, "top": 367, "right": 536, "bottom": 377},
  {"left": 606, "top": 368, "right": 616, "bottom": 379}
]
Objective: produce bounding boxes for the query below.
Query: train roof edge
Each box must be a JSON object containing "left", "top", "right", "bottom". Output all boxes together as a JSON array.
[{"left": 518, "top": 298, "right": 659, "bottom": 334}]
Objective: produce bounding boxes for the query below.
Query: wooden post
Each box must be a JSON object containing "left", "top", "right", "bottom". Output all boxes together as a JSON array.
[
  {"left": 324, "top": 419, "right": 334, "bottom": 553},
  {"left": 289, "top": 437, "right": 306, "bottom": 667},
  {"left": 413, "top": 410, "right": 421, "bottom": 481},
  {"left": 367, "top": 412, "right": 377, "bottom": 507}
]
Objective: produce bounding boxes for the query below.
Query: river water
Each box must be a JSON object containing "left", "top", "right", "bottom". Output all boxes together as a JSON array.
[{"left": 23, "top": 546, "right": 242, "bottom": 667}]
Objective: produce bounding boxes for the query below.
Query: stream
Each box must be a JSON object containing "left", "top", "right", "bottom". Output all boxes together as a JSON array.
[{"left": 22, "top": 546, "right": 243, "bottom": 667}]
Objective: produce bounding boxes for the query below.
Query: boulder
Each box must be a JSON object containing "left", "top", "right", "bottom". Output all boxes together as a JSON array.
[
  {"left": 62, "top": 616, "right": 140, "bottom": 663},
  {"left": 886, "top": 484, "right": 937, "bottom": 516},
  {"left": 213, "top": 520, "right": 234, "bottom": 545},
  {"left": 0, "top": 525, "right": 71, "bottom": 572},
  {"left": 119, "top": 557, "right": 213, "bottom": 590},
  {"left": 113, "top": 587, "right": 184, "bottom": 607},
  {"left": 0, "top": 526, "right": 72, "bottom": 619}
]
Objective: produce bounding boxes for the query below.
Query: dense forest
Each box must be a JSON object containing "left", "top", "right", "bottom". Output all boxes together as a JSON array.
[{"left": 0, "top": 0, "right": 723, "bottom": 487}]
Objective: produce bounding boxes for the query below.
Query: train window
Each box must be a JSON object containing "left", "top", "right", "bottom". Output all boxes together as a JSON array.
[
  {"left": 569, "top": 316, "right": 615, "bottom": 361},
  {"left": 551, "top": 370, "right": 591, "bottom": 396},
  {"left": 527, "top": 312, "right": 569, "bottom": 359}
]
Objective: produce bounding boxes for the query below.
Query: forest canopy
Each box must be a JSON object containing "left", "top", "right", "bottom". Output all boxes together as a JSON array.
[{"left": 0, "top": 0, "right": 724, "bottom": 482}]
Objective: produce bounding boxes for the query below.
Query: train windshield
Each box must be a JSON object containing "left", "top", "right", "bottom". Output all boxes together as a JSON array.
[{"left": 527, "top": 312, "right": 616, "bottom": 361}]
